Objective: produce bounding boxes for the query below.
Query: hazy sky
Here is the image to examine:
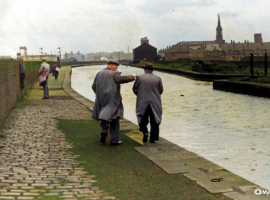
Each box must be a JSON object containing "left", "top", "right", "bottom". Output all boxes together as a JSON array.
[{"left": 1, "top": 0, "right": 269, "bottom": 56}]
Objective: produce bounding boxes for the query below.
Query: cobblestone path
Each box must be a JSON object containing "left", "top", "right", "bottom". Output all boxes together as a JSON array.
[{"left": 0, "top": 67, "right": 115, "bottom": 200}]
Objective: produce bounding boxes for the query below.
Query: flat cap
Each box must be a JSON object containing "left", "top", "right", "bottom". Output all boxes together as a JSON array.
[{"left": 107, "top": 59, "right": 119, "bottom": 66}]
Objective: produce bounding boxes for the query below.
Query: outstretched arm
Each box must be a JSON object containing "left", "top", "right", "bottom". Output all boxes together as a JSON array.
[
  {"left": 114, "top": 73, "right": 135, "bottom": 84},
  {"left": 132, "top": 77, "right": 140, "bottom": 95}
]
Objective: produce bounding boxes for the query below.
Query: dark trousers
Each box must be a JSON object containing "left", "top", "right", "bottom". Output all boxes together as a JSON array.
[
  {"left": 139, "top": 106, "right": 159, "bottom": 141},
  {"left": 41, "top": 80, "right": 49, "bottom": 99},
  {"left": 20, "top": 73, "right": 25, "bottom": 90},
  {"left": 100, "top": 118, "right": 120, "bottom": 143},
  {"left": 54, "top": 71, "right": 59, "bottom": 79}
]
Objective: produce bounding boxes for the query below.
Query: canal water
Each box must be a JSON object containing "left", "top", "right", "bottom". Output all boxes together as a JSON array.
[{"left": 71, "top": 65, "right": 270, "bottom": 190}]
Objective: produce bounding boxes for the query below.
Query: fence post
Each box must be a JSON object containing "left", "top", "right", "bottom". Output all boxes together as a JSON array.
[
  {"left": 250, "top": 53, "right": 254, "bottom": 77},
  {"left": 265, "top": 53, "right": 267, "bottom": 76}
]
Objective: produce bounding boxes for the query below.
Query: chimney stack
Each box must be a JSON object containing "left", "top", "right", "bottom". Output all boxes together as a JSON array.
[{"left": 141, "top": 37, "right": 149, "bottom": 45}]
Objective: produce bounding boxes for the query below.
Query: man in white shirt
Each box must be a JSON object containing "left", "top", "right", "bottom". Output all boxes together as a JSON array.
[{"left": 39, "top": 59, "right": 50, "bottom": 99}]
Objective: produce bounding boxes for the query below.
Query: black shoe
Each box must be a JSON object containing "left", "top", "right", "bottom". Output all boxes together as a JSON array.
[
  {"left": 110, "top": 141, "right": 122, "bottom": 145},
  {"left": 42, "top": 97, "right": 49, "bottom": 99},
  {"left": 150, "top": 139, "right": 155, "bottom": 143},
  {"left": 143, "top": 133, "right": 148, "bottom": 143},
  {"left": 100, "top": 136, "right": 106, "bottom": 144}
]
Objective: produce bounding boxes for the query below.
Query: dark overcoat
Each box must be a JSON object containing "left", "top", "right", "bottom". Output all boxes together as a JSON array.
[
  {"left": 92, "top": 68, "right": 135, "bottom": 121},
  {"left": 52, "top": 64, "right": 59, "bottom": 76},
  {"left": 133, "top": 73, "right": 163, "bottom": 124}
]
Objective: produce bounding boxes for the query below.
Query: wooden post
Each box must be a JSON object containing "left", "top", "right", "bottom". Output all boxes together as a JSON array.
[
  {"left": 265, "top": 53, "right": 267, "bottom": 76},
  {"left": 250, "top": 53, "right": 254, "bottom": 77}
]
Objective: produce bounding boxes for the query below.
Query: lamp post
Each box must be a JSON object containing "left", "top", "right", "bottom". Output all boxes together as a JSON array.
[
  {"left": 250, "top": 52, "right": 254, "bottom": 77},
  {"left": 57, "top": 47, "right": 61, "bottom": 62},
  {"left": 40, "top": 48, "right": 43, "bottom": 60},
  {"left": 265, "top": 50, "right": 267, "bottom": 76}
]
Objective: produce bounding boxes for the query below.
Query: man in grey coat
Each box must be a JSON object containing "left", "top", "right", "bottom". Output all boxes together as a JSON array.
[
  {"left": 133, "top": 63, "right": 163, "bottom": 143},
  {"left": 92, "top": 59, "right": 137, "bottom": 145}
]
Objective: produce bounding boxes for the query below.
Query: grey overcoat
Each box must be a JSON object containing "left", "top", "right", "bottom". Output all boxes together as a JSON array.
[
  {"left": 92, "top": 68, "right": 135, "bottom": 121},
  {"left": 132, "top": 73, "right": 163, "bottom": 124}
]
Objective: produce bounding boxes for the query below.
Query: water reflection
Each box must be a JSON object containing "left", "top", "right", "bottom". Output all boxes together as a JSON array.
[{"left": 72, "top": 65, "right": 270, "bottom": 190}]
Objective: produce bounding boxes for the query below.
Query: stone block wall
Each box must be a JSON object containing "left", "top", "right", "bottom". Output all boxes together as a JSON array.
[{"left": 0, "top": 60, "right": 20, "bottom": 127}]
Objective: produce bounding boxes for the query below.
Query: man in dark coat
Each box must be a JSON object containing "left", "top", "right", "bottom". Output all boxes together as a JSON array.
[
  {"left": 92, "top": 59, "right": 136, "bottom": 145},
  {"left": 133, "top": 63, "right": 163, "bottom": 143},
  {"left": 17, "top": 53, "right": 26, "bottom": 91}
]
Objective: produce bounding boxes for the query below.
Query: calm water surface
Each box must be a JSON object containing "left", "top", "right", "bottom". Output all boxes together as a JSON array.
[{"left": 72, "top": 65, "right": 270, "bottom": 190}]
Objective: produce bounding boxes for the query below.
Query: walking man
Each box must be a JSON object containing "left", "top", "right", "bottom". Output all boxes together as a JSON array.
[
  {"left": 52, "top": 62, "right": 59, "bottom": 79},
  {"left": 92, "top": 59, "right": 137, "bottom": 145},
  {"left": 17, "top": 53, "right": 26, "bottom": 91},
  {"left": 39, "top": 59, "right": 50, "bottom": 99},
  {"left": 133, "top": 63, "right": 163, "bottom": 143}
]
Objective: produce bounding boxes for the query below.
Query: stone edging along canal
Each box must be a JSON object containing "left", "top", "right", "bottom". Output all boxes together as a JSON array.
[
  {"left": 66, "top": 65, "right": 268, "bottom": 199},
  {"left": 213, "top": 80, "right": 270, "bottom": 98},
  {"left": 129, "top": 64, "right": 247, "bottom": 82},
  {"left": 130, "top": 64, "right": 270, "bottom": 98}
]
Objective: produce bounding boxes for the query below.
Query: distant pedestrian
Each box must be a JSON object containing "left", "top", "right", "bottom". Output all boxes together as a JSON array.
[
  {"left": 39, "top": 59, "right": 50, "bottom": 99},
  {"left": 92, "top": 59, "right": 137, "bottom": 145},
  {"left": 52, "top": 62, "right": 59, "bottom": 79},
  {"left": 133, "top": 63, "right": 163, "bottom": 143},
  {"left": 17, "top": 53, "right": 26, "bottom": 91}
]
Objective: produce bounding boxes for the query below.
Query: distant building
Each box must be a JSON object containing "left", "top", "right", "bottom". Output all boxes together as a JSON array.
[
  {"left": 254, "top": 33, "right": 262, "bottom": 43},
  {"left": 64, "top": 51, "right": 85, "bottom": 61},
  {"left": 159, "top": 14, "right": 270, "bottom": 61},
  {"left": 133, "top": 37, "right": 157, "bottom": 62}
]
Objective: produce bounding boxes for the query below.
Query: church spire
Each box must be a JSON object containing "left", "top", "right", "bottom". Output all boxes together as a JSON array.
[
  {"left": 218, "top": 13, "right": 221, "bottom": 27},
  {"left": 216, "top": 14, "right": 224, "bottom": 43}
]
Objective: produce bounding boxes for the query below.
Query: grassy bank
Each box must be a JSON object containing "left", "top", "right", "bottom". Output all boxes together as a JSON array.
[
  {"left": 58, "top": 119, "right": 229, "bottom": 200},
  {"left": 152, "top": 58, "right": 267, "bottom": 75},
  {"left": 15, "top": 61, "right": 42, "bottom": 107},
  {"left": 230, "top": 75, "right": 270, "bottom": 84}
]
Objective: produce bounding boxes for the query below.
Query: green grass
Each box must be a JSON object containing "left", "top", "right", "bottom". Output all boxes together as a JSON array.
[
  {"left": 230, "top": 75, "right": 270, "bottom": 84},
  {"left": 153, "top": 58, "right": 267, "bottom": 75},
  {"left": 58, "top": 119, "right": 229, "bottom": 200}
]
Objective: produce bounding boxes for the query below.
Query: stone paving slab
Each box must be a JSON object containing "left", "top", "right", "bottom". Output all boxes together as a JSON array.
[
  {"left": 223, "top": 186, "right": 270, "bottom": 200},
  {"left": 148, "top": 153, "right": 222, "bottom": 174},
  {"left": 184, "top": 169, "right": 255, "bottom": 194}
]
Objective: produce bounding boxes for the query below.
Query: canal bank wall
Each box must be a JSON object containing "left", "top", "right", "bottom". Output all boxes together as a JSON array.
[
  {"left": 129, "top": 64, "right": 246, "bottom": 81},
  {"left": 213, "top": 79, "right": 270, "bottom": 98},
  {"left": 130, "top": 64, "right": 270, "bottom": 98}
]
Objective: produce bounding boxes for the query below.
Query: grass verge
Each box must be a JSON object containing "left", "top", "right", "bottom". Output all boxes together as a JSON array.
[
  {"left": 58, "top": 119, "right": 229, "bottom": 200},
  {"left": 230, "top": 75, "right": 270, "bottom": 84}
]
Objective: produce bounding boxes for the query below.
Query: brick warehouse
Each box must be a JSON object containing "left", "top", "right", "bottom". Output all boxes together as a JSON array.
[
  {"left": 159, "top": 14, "right": 270, "bottom": 61},
  {"left": 133, "top": 37, "right": 157, "bottom": 63}
]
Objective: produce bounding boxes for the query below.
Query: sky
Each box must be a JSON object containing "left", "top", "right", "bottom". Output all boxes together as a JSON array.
[{"left": 0, "top": 0, "right": 270, "bottom": 57}]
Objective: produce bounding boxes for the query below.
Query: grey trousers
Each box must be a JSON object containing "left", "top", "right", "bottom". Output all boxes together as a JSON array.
[
  {"left": 41, "top": 81, "right": 49, "bottom": 98},
  {"left": 100, "top": 118, "right": 120, "bottom": 143}
]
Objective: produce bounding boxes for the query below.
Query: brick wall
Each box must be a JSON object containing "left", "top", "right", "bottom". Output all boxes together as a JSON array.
[
  {"left": 0, "top": 60, "right": 20, "bottom": 127},
  {"left": 0, "top": 60, "right": 106, "bottom": 128}
]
